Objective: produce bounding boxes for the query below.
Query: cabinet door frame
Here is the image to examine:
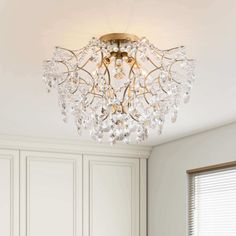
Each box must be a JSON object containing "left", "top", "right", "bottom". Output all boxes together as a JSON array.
[
  {"left": 20, "top": 151, "right": 83, "bottom": 236},
  {"left": 0, "top": 149, "right": 19, "bottom": 236},
  {"left": 83, "top": 155, "right": 140, "bottom": 236}
]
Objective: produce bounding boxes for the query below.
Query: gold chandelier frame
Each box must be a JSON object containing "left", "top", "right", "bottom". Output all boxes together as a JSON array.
[
  {"left": 49, "top": 33, "right": 191, "bottom": 121},
  {"left": 43, "top": 32, "right": 195, "bottom": 143}
]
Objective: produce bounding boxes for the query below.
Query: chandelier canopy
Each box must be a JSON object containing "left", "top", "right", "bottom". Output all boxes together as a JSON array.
[{"left": 43, "top": 33, "right": 195, "bottom": 144}]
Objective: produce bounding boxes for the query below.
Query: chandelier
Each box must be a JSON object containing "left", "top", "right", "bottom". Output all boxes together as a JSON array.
[{"left": 43, "top": 33, "right": 195, "bottom": 144}]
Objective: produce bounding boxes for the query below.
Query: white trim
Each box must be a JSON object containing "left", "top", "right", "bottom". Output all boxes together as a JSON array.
[
  {"left": 83, "top": 155, "right": 140, "bottom": 236},
  {"left": 0, "top": 134, "right": 151, "bottom": 159},
  {"left": 139, "top": 159, "right": 147, "bottom": 236},
  {"left": 20, "top": 151, "right": 83, "bottom": 236},
  {"left": 0, "top": 149, "right": 19, "bottom": 236}
]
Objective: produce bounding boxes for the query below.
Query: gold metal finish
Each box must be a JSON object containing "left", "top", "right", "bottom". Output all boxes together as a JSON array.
[
  {"left": 99, "top": 33, "right": 139, "bottom": 42},
  {"left": 49, "top": 35, "right": 189, "bottom": 124}
]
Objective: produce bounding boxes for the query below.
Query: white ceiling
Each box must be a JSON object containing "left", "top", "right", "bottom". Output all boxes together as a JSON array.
[{"left": 0, "top": 0, "right": 236, "bottom": 146}]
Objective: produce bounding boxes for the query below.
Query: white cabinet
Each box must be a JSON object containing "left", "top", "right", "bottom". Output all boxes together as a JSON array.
[
  {"left": 83, "top": 156, "right": 140, "bottom": 236},
  {"left": 0, "top": 145, "right": 147, "bottom": 236},
  {"left": 0, "top": 149, "right": 19, "bottom": 236},
  {"left": 20, "top": 151, "right": 83, "bottom": 236}
]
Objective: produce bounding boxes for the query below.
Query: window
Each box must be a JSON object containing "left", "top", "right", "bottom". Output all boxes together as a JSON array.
[{"left": 188, "top": 162, "right": 236, "bottom": 236}]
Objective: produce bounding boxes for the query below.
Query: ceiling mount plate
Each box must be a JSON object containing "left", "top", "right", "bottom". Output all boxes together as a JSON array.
[{"left": 99, "top": 33, "right": 139, "bottom": 43}]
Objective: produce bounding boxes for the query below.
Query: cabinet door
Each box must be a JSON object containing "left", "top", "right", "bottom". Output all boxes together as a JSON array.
[
  {"left": 20, "top": 151, "right": 82, "bottom": 236},
  {"left": 83, "top": 156, "right": 139, "bottom": 236},
  {"left": 0, "top": 149, "right": 19, "bottom": 236}
]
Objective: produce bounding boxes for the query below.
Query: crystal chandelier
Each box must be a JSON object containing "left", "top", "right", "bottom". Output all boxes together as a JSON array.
[{"left": 43, "top": 33, "right": 195, "bottom": 144}]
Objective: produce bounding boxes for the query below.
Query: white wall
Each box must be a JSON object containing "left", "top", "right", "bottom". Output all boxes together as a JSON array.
[{"left": 148, "top": 122, "right": 236, "bottom": 236}]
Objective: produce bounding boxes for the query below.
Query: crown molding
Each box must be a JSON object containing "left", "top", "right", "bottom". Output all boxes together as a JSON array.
[{"left": 0, "top": 134, "right": 152, "bottom": 159}]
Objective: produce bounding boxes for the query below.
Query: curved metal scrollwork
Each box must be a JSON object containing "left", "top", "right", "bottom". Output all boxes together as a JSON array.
[{"left": 43, "top": 35, "right": 195, "bottom": 144}]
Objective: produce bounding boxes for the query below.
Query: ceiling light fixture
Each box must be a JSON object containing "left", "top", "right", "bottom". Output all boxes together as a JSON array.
[{"left": 43, "top": 33, "right": 195, "bottom": 144}]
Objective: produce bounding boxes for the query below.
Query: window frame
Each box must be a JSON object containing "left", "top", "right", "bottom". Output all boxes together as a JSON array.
[
  {"left": 187, "top": 161, "right": 236, "bottom": 174},
  {"left": 187, "top": 161, "right": 236, "bottom": 236}
]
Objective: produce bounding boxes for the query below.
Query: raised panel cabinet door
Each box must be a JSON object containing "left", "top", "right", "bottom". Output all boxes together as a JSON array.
[
  {"left": 20, "top": 151, "right": 82, "bottom": 236},
  {"left": 0, "top": 149, "right": 19, "bottom": 236},
  {"left": 83, "top": 156, "right": 140, "bottom": 236}
]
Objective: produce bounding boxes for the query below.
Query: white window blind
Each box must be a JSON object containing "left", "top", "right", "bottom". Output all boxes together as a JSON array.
[{"left": 188, "top": 164, "right": 236, "bottom": 236}]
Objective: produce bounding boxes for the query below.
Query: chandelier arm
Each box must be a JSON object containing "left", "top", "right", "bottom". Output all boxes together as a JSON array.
[
  {"left": 77, "top": 67, "right": 95, "bottom": 85},
  {"left": 137, "top": 48, "right": 164, "bottom": 62},
  {"left": 163, "top": 46, "right": 183, "bottom": 52},
  {"left": 56, "top": 47, "right": 79, "bottom": 63},
  {"left": 55, "top": 61, "right": 71, "bottom": 86},
  {"left": 89, "top": 81, "right": 96, "bottom": 98},
  {"left": 174, "top": 59, "right": 194, "bottom": 63},
  {"left": 70, "top": 86, "right": 79, "bottom": 95},
  {"left": 79, "top": 49, "right": 101, "bottom": 69},
  {"left": 146, "top": 56, "right": 161, "bottom": 68},
  {"left": 142, "top": 64, "right": 153, "bottom": 105},
  {"left": 128, "top": 49, "right": 139, "bottom": 79},
  {"left": 99, "top": 51, "right": 104, "bottom": 68},
  {"left": 144, "top": 67, "right": 161, "bottom": 82},
  {"left": 143, "top": 91, "right": 155, "bottom": 105},
  {"left": 57, "top": 46, "right": 86, "bottom": 54},
  {"left": 88, "top": 93, "right": 96, "bottom": 106},
  {"left": 79, "top": 57, "right": 92, "bottom": 69},
  {"left": 128, "top": 61, "right": 137, "bottom": 78},
  {"left": 136, "top": 91, "right": 154, "bottom": 97},
  {"left": 88, "top": 92, "right": 104, "bottom": 99},
  {"left": 55, "top": 60, "right": 84, "bottom": 86},
  {"left": 157, "top": 76, "right": 168, "bottom": 94},
  {"left": 102, "top": 61, "right": 111, "bottom": 85},
  {"left": 127, "top": 68, "right": 137, "bottom": 99},
  {"left": 168, "top": 61, "right": 181, "bottom": 85},
  {"left": 128, "top": 86, "right": 151, "bottom": 105},
  {"left": 162, "top": 54, "right": 194, "bottom": 62},
  {"left": 78, "top": 77, "right": 91, "bottom": 86},
  {"left": 148, "top": 49, "right": 164, "bottom": 59},
  {"left": 130, "top": 62, "right": 142, "bottom": 94},
  {"left": 150, "top": 47, "right": 184, "bottom": 61},
  {"left": 133, "top": 77, "right": 145, "bottom": 91},
  {"left": 129, "top": 51, "right": 139, "bottom": 96},
  {"left": 143, "top": 93, "right": 150, "bottom": 105},
  {"left": 150, "top": 49, "right": 177, "bottom": 61},
  {"left": 163, "top": 55, "right": 177, "bottom": 61},
  {"left": 122, "top": 82, "right": 132, "bottom": 103},
  {"left": 134, "top": 51, "right": 140, "bottom": 69},
  {"left": 73, "top": 47, "right": 87, "bottom": 54},
  {"left": 57, "top": 76, "right": 69, "bottom": 86},
  {"left": 59, "top": 67, "right": 93, "bottom": 85},
  {"left": 102, "top": 113, "right": 109, "bottom": 121},
  {"left": 171, "top": 76, "right": 181, "bottom": 85},
  {"left": 130, "top": 70, "right": 140, "bottom": 99},
  {"left": 168, "top": 58, "right": 194, "bottom": 84},
  {"left": 70, "top": 80, "right": 91, "bottom": 95},
  {"left": 130, "top": 67, "right": 136, "bottom": 78},
  {"left": 142, "top": 80, "right": 151, "bottom": 106},
  {"left": 54, "top": 50, "right": 75, "bottom": 62},
  {"left": 128, "top": 113, "right": 139, "bottom": 122},
  {"left": 87, "top": 91, "right": 106, "bottom": 107}
]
